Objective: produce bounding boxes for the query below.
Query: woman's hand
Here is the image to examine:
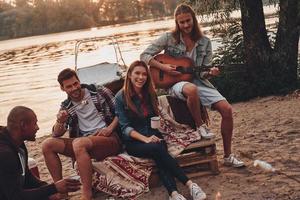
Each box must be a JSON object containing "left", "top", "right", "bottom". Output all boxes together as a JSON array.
[{"left": 144, "top": 135, "right": 162, "bottom": 143}]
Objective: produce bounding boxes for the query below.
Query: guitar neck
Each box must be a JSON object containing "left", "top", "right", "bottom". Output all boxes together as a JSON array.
[
  {"left": 175, "top": 64, "right": 245, "bottom": 74},
  {"left": 176, "top": 65, "right": 213, "bottom": 74}
]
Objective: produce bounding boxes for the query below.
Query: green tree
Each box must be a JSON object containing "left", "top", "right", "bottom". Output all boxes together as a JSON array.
[
  {"left": 240, "top": 0, "right": 299, "bottom": 95},
  {"left": 183, "top": 0, "right": 299, "bottom": 98},
  {"left": 0, "top": 1, "right": 13, "bottom": 12},
  {"left": 31, "top": 0, "right": 48, "bottom": 34}
]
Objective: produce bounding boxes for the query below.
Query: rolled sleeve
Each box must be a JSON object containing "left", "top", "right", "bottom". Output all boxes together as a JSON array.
[
  {"left": 115, "top": 91, "right": 134, "bottom": 141},
  {"left": 124, "top": 127, "right": 134, "bottom": 138},
  {"left": 140, "top": 32, "right": 169, "bottom": 65}
]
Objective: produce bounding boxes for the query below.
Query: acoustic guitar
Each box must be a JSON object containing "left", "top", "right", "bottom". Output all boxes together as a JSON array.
[{"left": 149, "top": 54, "right": 212, "bottom": 89}]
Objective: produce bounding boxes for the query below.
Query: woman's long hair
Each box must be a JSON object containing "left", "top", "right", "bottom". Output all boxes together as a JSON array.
[
  {"left": 172, "top": 4, "right": 203, "bottom": 44},
  {"left": 123, "top": 60, "right": 159, "bottom": 116}
]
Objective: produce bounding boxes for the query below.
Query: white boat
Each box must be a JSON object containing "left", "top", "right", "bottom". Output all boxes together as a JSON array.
[{"left": 74, "top": 37, "right": 126, "bottom": 91}]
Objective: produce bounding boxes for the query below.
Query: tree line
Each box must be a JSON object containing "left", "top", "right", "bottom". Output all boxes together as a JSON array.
[
  {"left": 0, "top": 0, "right": 177, "bottom": 40},
  {"left": 184, "top": 0, "right": 299, "bottom": 100}
]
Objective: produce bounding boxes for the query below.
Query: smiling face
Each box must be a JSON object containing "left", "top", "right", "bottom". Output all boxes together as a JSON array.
[
  {"left": 129, "top": 65, "right": 148, "bottom": 93},
  {"left": 176, "top": 12, "right": 194, "bottom": 35},
  {"left": 60, "top": 75, "right": 82, "bottom": 101}
]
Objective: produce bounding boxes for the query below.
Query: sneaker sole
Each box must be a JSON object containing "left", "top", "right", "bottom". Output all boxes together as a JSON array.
[{"left": 201, "top": 135, "right": 215, "bottom": 139}]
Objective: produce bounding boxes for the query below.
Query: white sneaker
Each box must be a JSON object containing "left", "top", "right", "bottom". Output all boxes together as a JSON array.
[
  {"left": 224, "top": 154, "right": 245, "bottom": 168},
  {"left": 169, "top": 193, "right": 187, "bottom": 200},
  {"left": 190, "top": 183, "right": 206, "bottom": 200},
  {"left": 197, "top": 125, "right": 215, "bottom": 139}
]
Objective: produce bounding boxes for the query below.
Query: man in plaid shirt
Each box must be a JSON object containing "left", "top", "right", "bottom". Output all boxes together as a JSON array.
[{"left": 42, "top": 68, "right": 121, "bottom": 200}]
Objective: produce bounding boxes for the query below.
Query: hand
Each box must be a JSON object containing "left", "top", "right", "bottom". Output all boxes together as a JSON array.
[
  {"left": 208, "top": 67, "right": 220, "bottom": 76},
  {"left": 54, "top": 178, "right": 81, "bottom": 194},
  {"left": 162, "top": 64, "right": 181, "bottom": 76},
  {"left": 144, "top": 135, "right": 162, "bottom": 143},
  {"left": 95, "top": 127, "right": 113, "bottom": 137},
  {"left": 56, "top": 110, "right": 68, "bottom": 124}
]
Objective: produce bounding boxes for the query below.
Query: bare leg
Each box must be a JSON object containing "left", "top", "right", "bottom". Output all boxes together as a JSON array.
[
  {"left": 42, "top": 138, "right": 74, "bottom": 182},
  {"left": 212, "top": 100, "right": 233, "bottom": 157},
  {"left": 73, "top": 135, "right": 120, "bottom": 200},
  {"left": 182, "top": 83, "right": 204, "bottom": 128},
  {"left": 72, "top": 137, "right": 94, "bottom": 200}
]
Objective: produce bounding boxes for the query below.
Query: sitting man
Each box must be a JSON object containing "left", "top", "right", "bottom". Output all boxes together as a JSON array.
[
  {"left": 42, "top": 68, "right": 122, "bottom": 200},
  {"left": 0, "top": 106, "right": 81, "bottom": 200},
  {"left": 140, "top": 4, "right": 244, "bottom": 168}
]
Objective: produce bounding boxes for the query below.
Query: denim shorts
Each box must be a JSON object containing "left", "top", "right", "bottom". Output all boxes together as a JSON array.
[{"left": 168, "top": 80, "right": 226, "bottom": 108}]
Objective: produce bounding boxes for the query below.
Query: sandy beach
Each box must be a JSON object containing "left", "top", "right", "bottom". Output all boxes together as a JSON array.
[{"left": 26, "top": 91, "right": 300, "bottom": 200}]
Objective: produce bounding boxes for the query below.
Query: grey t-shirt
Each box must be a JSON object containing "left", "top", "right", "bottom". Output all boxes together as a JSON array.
[{"left": 72, "top": 89, "right": 106, "bottom": 136}]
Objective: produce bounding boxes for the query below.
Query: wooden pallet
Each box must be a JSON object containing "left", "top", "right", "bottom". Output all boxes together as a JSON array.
[{"left": 149, "top": 139, "right": 219, "bottom": 187}]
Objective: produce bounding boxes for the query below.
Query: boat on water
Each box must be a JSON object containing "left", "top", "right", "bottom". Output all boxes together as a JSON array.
[{"left": 74, "top": 37, "right": 126, "bottom": 92}]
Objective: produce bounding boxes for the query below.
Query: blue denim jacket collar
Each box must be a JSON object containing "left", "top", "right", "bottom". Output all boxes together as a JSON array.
[{"left": 179, "top": 33, "right": 206, "bottom": 50}]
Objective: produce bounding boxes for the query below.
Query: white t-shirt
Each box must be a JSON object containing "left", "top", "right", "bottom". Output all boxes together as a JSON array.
[
  {"left": 186, "top": 45, "right": 197, "bottom": 60},
  {"left": 72, "top": 89, "right": 106, "bottom": 135}
]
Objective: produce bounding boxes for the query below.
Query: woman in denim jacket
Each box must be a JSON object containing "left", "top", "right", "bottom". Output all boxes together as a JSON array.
[
  {"left": 115, "top": 60, "right": 206, "bottom": 200},
  {"left": 140, "top": 4, "right": 244, "bottom": 168}
]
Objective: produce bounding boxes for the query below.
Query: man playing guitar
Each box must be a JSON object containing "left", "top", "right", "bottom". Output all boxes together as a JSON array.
[{"left": 140, "top": 4, "right": 244, "bottom": 168}]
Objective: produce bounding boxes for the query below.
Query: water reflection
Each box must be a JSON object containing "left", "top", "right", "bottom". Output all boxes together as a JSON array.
[
  {"left": 0, "top": 7, "right": 279, "bottom": 136},
  {"left": 0, "top": 25, "right": 177, "bottom": 137}
]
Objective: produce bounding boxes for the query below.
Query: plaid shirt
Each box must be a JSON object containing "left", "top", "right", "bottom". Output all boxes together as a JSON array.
[{"left": 56, "top": 84, "right": 116, "bottom": 138}]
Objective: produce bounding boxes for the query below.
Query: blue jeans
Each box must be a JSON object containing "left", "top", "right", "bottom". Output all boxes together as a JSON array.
[{"left": 125, "top": 133, "right": 189, "bottom": 195}]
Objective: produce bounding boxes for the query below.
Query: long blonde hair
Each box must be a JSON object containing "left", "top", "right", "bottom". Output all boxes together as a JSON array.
[{"left": 123, "top": 60, "right": 159, "bottom": 116}]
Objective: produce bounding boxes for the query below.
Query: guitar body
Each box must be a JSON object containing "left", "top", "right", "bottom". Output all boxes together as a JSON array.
[{"left": 150, "top": 54, "right": 194, "bottom": 89}]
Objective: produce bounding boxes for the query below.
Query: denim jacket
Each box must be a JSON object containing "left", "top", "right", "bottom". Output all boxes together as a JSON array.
[
  {"left": 115, "top": 90, "right": 159, "bottom": 141},
  {"left": 140, "top": 32, "right": 215, "bottom": 88}
]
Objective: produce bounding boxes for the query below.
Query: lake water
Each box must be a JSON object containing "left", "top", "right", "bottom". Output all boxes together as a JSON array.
[{"left": 0, "top": 6, "right": 279, "bottom": 137}]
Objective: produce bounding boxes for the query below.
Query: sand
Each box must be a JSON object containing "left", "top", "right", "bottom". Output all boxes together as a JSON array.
[{"left": 26, "top": 91, "right": 300, "bottom": 200}]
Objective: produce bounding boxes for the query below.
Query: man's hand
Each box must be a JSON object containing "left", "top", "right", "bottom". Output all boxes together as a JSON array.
[
  {"left": 144, "top": 135, "right": 162, "bottom": 143},
  {"left": 56, "top": 110, "right": 68, "bottom": 124},
  {"left": 95, "top": 127, "right": 113, "bottom": 137},
  {"left": 54, "top": 178, "right": 81, "bottom": 194},
  {"left": 208, "top": 67, "right": 220, "bottom": 76},
  {"left": 162, "top": 64, "right": 181, "bottom": 76}
]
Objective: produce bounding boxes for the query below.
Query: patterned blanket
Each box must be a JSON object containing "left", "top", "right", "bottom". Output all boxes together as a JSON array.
[{"left": 91, "top": 96, "right": 201, "bottom": 199}]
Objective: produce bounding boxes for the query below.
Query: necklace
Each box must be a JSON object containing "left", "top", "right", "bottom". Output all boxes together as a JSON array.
[{"left": 81, "top": 99, "right": 88, "bottom": 105}]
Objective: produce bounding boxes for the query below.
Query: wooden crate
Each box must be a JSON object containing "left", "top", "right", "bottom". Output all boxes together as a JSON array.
[{"left": 149, "top": 139, "right": 219, "bottom": 187}]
